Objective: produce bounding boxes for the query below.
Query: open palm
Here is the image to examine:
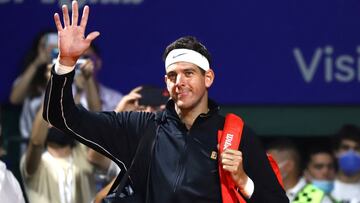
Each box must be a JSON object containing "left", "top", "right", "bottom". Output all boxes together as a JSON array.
[{"left": 54, "top": 1, "right": 99, "bottom": 67}]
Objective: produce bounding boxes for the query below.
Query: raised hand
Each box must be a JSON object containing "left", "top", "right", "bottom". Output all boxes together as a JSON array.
[
  {"left": 54, "top": 1, "right": 100, "bottom": 67},
  {"left": 114, "top": 86, "right": 143, "bottom": 112}
]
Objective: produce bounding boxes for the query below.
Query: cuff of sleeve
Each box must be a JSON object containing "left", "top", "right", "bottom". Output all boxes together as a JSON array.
[
  {"left": 54, "top": 60, "right": 75, "bottom": 75},
  {"left": 238, "top": 176, "right": 254, "bottom": 199}
]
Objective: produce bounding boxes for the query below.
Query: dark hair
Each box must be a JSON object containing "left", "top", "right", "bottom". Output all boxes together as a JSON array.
[
  {"left": 46, "top": 127, "right": 76, "bottom": 148},
  {"left": 21, "top": 29, "right": 55, "bottom": 73},
  {"left": 20, "top": 30, "right": 55, "bottom": 98},
  {"left": 162, "top": 36, "right": 212, "bottom": 72},
  {"left": 138, "top": 85, "right": 169, "bottom": 107},
  {"left": 304, "top": 145, "right": 334, "bottom": 167},
  {"left": 333, "top": 124, "right": 360, "bottom": 150}
]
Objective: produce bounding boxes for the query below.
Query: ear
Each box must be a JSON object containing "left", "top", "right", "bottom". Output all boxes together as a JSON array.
[
  {"left": 205, "top": 69, "right": 215, "bottom": 88},
  {"left": 286, "top": 160, "right": 295, "bottom": 172},
  {"left": 164, "top": 75, "right": 171, "bottom": 91},
  {"left": 164, "top": 74, "right": 168, "bottom": 85}
]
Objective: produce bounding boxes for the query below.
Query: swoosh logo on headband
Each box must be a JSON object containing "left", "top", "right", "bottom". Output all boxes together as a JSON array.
[{"left": 172, "top": 53, "right": 187, "bottom": 59}]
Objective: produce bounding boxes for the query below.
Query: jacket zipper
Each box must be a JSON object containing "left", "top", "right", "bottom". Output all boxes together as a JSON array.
[{"left": 173, "top": 142, "right": 188, "bottom": 192}]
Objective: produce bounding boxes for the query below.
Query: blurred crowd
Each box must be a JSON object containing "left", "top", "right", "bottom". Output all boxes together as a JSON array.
[{"left": 0, "top": 31, "right": 359, "bottom": 203}]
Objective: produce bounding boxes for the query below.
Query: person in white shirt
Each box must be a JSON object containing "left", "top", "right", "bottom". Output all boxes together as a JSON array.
[
  {"left": 0, "top": 108, "right": 26, "bottom": 203},
  {"left": 303, "top": 147, "right": 337, "bottom": 203},
  {"left": 331, "top": 125, "right": 360, "bottom": 203}
]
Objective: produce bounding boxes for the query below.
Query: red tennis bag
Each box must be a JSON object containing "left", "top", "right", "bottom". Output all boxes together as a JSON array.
[{"left": 218, "top": 113, "right": 284, "bottom": 203}]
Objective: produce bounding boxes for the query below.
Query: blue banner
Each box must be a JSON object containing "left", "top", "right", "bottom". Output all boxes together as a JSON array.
[{"left": 1, "top": 0, "right": 360, "bottom": 104}]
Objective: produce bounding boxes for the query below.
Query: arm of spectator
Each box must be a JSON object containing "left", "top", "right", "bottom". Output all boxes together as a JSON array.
[
  {"left": 93, "top": 177, "right": 116, "bottom": 203},
  {"left": 87, "top": 148, "right": 111, "bottom": 171},
  {"left": 9, "top": 47, "right": 48, "bottom": 104},
  {"left": 81, "top": 59, "right": 102, "bottom": 111},
  {"left": 114, "top": 86, "right": 142, "bottom": 112},
  {"left": 24, "top": 104, "right": 49, "bottom": 175}
]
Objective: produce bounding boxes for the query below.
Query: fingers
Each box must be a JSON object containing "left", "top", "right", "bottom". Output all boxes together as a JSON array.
[
  {"left": 223, "top": 149, "right": 242, "bottom": 155},
  {"left": 62, "top": 5, "right": 70, "bottom": 27},
  {"left": 54, "top": 13, "right": 63, "bottom": 31},
  {"left": 126, "top": 92, "right": 142, "bottom": 101},
  {"left": 130, "top": 86, "right": 143, "bottom": 94},
  {"left": 221, "top": 149, "right": 243, "bottom": 172},
  {"left": 71, "top": 0, "right": 79, "bottom": 26},
  {"left": 80, "top": 5, "right": 89, "bottom": 29},
  {"left": 85, "top": 31, "right": 100, "bottom": 42}
]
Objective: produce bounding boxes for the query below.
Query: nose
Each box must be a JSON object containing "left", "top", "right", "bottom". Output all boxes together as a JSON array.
[
  {"left": 175, "top": 74, "right": 184, "bottom": 86},
  {"left": 322, "top": 166, "right": 334, "bottom": 179}
]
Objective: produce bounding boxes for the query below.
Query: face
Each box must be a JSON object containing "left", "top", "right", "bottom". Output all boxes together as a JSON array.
[
  {"left": 267, "top": 149, "right": 292, "bottom": 180},
  {"left": 307, "top": 152, "right": 335, "bottom": 180},
  {"left": 164, "top": 62, "right": 214, "bottom": 110}
]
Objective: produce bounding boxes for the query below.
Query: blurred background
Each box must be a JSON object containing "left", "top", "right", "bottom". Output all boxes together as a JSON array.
[{"left": 0, "top": 0, "right": 359, "bottom": 201}]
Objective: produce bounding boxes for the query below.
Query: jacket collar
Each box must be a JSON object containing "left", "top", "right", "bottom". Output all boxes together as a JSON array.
[{"left": 164, "top": 99, "right": 220, "bottom": 121}]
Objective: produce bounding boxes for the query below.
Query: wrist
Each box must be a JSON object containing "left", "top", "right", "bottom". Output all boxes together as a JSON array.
[
  {"left": 236, "top": 174, "right": 249, "bottom": 189},
  {"left": 236, "top": 176, "right": 254, "bottom": 199},
  {"left": 59, "top": 56, "right": 78, "bottom": 67}
]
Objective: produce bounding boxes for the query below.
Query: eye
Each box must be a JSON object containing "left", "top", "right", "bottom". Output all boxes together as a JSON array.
[
  {"left": 340, "top": 144, "right": 351, "bottom": 151},
  {"left": 167, "top": 72, "right": 177, "bottom": 82},
  {"left": 184, "top": 70, "right": 194, "bottom": 77}
]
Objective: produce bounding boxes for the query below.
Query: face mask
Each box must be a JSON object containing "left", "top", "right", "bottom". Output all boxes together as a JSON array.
[
  {"left": 338, "top": 150, "right": 360, "bottom": 176},
  {"left": 311, "top": 179, "right": 334, "bottom": 194}
]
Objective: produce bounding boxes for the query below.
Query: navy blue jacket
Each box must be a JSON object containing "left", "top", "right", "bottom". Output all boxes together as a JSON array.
[{"left": 43, "top": 68, "right": 288, "bottom": 203}]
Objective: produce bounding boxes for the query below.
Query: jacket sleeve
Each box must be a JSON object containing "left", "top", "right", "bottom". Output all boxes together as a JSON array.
[
  {"left": 43, "top": 68, "right": 153, "bottom": 168},
  {"left": 240, "top": 126, "right": 289, "bottom": 203}
]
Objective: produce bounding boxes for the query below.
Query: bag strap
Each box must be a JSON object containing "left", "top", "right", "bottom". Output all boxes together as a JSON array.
[
  {"left": 218, "top": 113, "right": 246, "bottom": 203},
  {"left": 111, "top": 111, "right": 164, "bottom": 198}
]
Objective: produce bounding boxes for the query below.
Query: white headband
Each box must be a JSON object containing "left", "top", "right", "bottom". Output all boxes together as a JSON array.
[{"left": 165, "top": 48, "right": 210, "bottom": 71}]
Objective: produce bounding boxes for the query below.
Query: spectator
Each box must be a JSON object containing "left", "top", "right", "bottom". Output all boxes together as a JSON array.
[
  {"left": 20, "top": 105, "right": 97, "bottom": 203},
  {"left": 331, "top": 125, "right": 360, "bottom": 202},
  {"left": 303, "top": 146, "right": 337, "bottom": 203},
  {"left": 71, "top": 44, "right": 123, "bottom": 112},
  {"left": 10, "top": 31, "right": 57, "bottom": 150},
  {"left": 0, "top": 107, "right": 26, "bottom": 203},
  {"left": 267, "top": 139, "right": 304, "bottom": 201}
]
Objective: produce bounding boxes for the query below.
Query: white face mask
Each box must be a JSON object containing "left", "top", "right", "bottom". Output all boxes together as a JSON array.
[{"left": 277, "top": 160, "right": 289, "bottom": 180}]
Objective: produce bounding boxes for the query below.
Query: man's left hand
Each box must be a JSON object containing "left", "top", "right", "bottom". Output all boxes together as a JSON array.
[{"left": 220, "top": 149, "right": 249, "bottom": 189}]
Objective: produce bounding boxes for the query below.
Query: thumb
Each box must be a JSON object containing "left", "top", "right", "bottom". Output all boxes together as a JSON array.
[{"left": 85, "top": 31, "right": 100, "bottom": 42}]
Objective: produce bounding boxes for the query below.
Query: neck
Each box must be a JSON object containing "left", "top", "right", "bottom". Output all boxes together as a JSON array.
[
  {"left": 337, "top": 171, "right": 360, "bottom": 183},
  {"left": 47, "top": 143, "right": 72, "bottom": 158},
  {"left": 283, "top": 174, "right": 300, "bottom": 191},
  {"left": 175, "top": 96, "right": 209, "bottom": 130}
]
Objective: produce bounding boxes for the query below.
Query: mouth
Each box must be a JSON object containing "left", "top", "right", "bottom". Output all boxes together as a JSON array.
[{"left": 176, "top": 90, "right": 189, "bottom": 99}]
